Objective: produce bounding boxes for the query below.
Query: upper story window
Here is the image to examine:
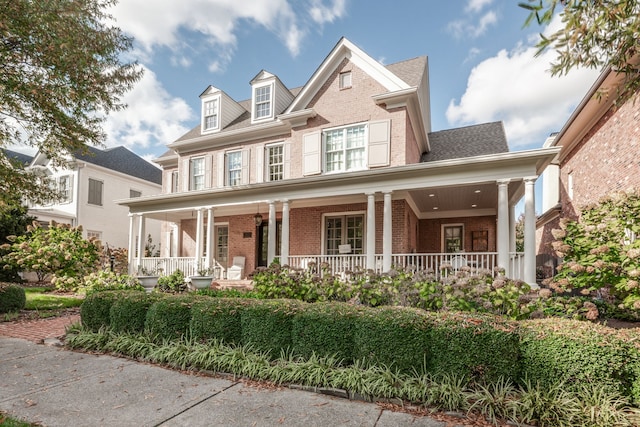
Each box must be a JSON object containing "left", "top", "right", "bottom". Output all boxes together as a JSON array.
[
  {"left": 226, "top": 151, "right": 242, "bottom": 186},
  {"left": 130, "top": 189, "right": 141, "bottom": 198},
  {"left": 324, "top": 124, "right": 367, "bottom": 173},
  {"left": 190, "top": 157, "right": 205, "bottom": 191},
  {"left": 203, "top": 99, "right": 219, "bottom": 131},
  {"left": 266, "top": 144, "right": 284, "bottom": 182},
  {"left": 254, "top": 84, "right": 272, "bottom": 120},
  {"left": 58, "top": 175, "right": 72, "bottom": 203},
  {"left": 88, "top": 178, "right": 103, "bottom": 206},
  {"left": 339, "top": 71, "right": 352, "bottom": 89},
  {"left": 171, "top": 171, "right": 179, "bottom": 193}
]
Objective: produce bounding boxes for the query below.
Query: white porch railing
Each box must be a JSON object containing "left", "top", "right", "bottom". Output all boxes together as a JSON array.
[{"left": 136, "top": 252, "right": 525, "bottom": 281}]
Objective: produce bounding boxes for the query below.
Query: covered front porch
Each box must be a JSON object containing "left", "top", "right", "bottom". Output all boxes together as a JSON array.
[{"left": 122, "top": 149, "right": 559, "bottom": 286}]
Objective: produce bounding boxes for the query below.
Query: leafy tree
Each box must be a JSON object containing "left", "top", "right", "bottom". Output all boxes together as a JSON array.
[
  {"left": 520, "top": 0, "right": 640, "bottom": 96},
  {"left": 0, "top": 0, "right": 143, "bottom": 205},
  {"left": 1, "top": 221, "right": 101, "bottom": 284},
  {"left": 549, "top": 189, "right": 640, "bottom": 310},
  {"left": 0, "top": 196, "right": 34, "bottom": 281}
]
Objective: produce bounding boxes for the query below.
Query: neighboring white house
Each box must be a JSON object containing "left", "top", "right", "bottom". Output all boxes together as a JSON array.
[{"left": 26, "top": 146, "right": 163, "bottom": 251}]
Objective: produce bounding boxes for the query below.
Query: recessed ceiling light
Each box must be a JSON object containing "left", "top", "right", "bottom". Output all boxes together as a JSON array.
[
  {"left": 472, "top": 204, "right": 477, "bottom": 208},
  {"left": 428, "top": 193, "right": 435, "bottom": 197},
  {"left": 433, "top": 207, "right": 438, "bottom": 210},
  {"left": 474, "top": 190, "right": 481, "bottom": 194}
]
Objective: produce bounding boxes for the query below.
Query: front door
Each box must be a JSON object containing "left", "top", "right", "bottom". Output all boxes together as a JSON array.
[{"left": 256, "top": 221, "right": 281, "bottom": 267}]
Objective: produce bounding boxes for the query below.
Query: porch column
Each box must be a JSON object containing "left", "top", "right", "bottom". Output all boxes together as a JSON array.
[
  {"left": 136, "top": 213, "right": 146, "bottom": 274},
  {"left": 497, "top": 180, "right": 510, "bottom": 276},
  {"left": 366, "top": 192, "right": 376, "bottom": 270},
  {"left": 509, "top": 205, "right": 516, "bottom": 253},
  {"left": 383, "top": 191, "right": 392, "bottom": 272},
  {"left": 268, "top": 200, "right": 276, "bottom": 265},
  {"left": 127, "top": 213, "right": 135, "bottom": 274},
  {"left": 524, "top": 177, "right": 538, "bottom": 287},
  {"left": 281, "top": 200, "right": 290, "bottom": 266},
  {"left": 194, "top": 208, "right": 203, "bottom": 267},
  {"left": 205, "top": 208, "right": 214, "bottom": 269}
]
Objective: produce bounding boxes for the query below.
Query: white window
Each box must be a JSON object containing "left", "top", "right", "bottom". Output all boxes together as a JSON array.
[
  {"left": 567, "top": 172, "right": 574, "bottom": 200},
  {"left": 325, "top": 214, "right": 364, "bottom": 255},
  {"left": 216, "top": 225, "right": 229, "bottom": 268},
  {"left": 266, "top": 144, "right": 284, "bottom": 182},
  {"left": 226, "top": 151, "right": 242, "bottom": 186},
  {"left": 254, "top": 85, "right": 272, "bottom": 119},
  {"left": 443, "top": 225, "right": 464, "bottom": 253},
  {"left": 203, "top": 99, "right": 218, "bottom": 131},
  {"left": 58, "top": 175, "right": 72, "bottom": 203},
  {"left": 339, "top": 71, "right": 352, "bottom": 89},
  {"left": 190, "top": 157, "right": 205, "bottom": 191},
  {"left": 171, "top": 171, "right": 179, "bottom": 193},
  {"left": 88, "top": 178, "right": 103, "bottom": 206},
  {"left": 87, "top": 230, "right": 102, "bottom": 241},
  {"left": 324, "top": 124, "right": 367, "bottom": 173}
]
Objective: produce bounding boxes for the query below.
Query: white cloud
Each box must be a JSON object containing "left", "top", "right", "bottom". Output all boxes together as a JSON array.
[
  {"left": 103, "top": 66, "right": 194, "bottom": 153},
  {"left": 446, "top": 19, "right": 602, "bottom": 149},
  {"left": 465, "top": 0, "right": 493, "bottom": 13},
  {"left": 310, "top": 0, "right": 347, "bottom": 25},
  {"left": 448, "top": 4, "right": 498, "bottom": 39}
]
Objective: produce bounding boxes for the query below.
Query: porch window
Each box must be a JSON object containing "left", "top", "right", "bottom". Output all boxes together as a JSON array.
[
  {"left": 325, "top": 214, "right": 364, "bottom": 255},
  {"left": 226, "top": 151, "right": 242, "bottom": 186},
  {"left": 443, "top": 225, "right": 463, "bottom": 253},
  {"left": 216, "top": 225, "right": 229, "bottom": 268},
  {"left": 190, "top": 157, "right": 205, "bottom": 191},
  {"left": 324, "top": 124, "right": 366, "bottom": 173},
  {"left": 266, "top": 143, "right": 284, "bottom": 181}
]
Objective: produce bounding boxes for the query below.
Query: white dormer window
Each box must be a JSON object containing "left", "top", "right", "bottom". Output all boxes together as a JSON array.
[
  {"left": 204, "top": 99, "right": 218, "bottom": 130},
  {"left": 253, "top": 83, "right": 273, "bottom": 121},
  {"left": 339, "top": 71, "right": 352, "bottom": 89}
]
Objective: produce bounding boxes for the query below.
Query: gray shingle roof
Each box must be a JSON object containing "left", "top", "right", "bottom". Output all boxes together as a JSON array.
[
  {"left": 2, "top": 149, "right": 33, "bottom": 168},
  {"left": 421, "top": 122, "right": 509, "bottom": 162},
  {"left": 75, "top": 146, "right": 162, "bottom": 185}
]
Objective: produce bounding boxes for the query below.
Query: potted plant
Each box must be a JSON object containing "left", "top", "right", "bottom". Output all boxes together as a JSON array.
[
  {"left": 189, "top": 265, "right": 215, "bottom": 290},
  {"left": 137, "top": 265, "right": 162, "bottom": 293}
]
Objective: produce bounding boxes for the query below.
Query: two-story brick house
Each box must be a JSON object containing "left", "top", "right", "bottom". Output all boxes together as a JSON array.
[
  {"left": 121, "top": 37, "right": 559, "bottom": 283},
  {"left": 537, "top": 65, "right": 640, "bottom": 276}
]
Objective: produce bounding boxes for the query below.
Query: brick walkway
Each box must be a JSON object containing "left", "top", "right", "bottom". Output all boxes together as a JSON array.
[{"left": 0, "top": 314, "right": 80, "bottom": 343}]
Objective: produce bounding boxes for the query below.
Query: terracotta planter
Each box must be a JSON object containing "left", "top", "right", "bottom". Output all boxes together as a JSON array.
[
  {"left": 189, "top": 276, "right": 213, "bottom": 290},
  {"left": 137, "top": 276, "right": 158, "bottom": 293}
]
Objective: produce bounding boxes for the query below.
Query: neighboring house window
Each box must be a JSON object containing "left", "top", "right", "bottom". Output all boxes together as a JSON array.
[
  {"left": 190, "top": 157, "right": 205, "bottom": 191},
  {"left": 339, "top": 71, "right": 352, "bottom": 89},
  {"left": 325, "top": 214, "right": 364, "bottom": 255},
  {"left": 266, "top": 144, "right": 284, "bottom": 182},
  {"left": 88, "top": 178, "right": 103, "bottom": 206},
  {"left": 87, "top": 230, "right": 101, "bottom": 241},
  {"left": 443, "top": 225, "right": 463, "bottom": 253},
  {"left": 216, "top": 225, "right": 229, "bottom": 269},
  {"left": 254, "top": 85, "right": 271, "bottom": 119},
  {"left": 226, "top": 151, "right": 242, "bottom": 186},
  {"left": 324, "top": 124, "right": 366, "bottom": 173},
  {"left": 567, "top": 172, "right": 574, "bottom": 200},
  {"left": 171, "top": 171, "right": 179, "bottom": 193},
  {"left": 203, "top": 99, "right": 218, "bottom": 130},
  {"left": 58, "top": 175, "right": 72, "bottom": 203},
  {"left": 130, "top": 189, "right": 141, "bottom": 198}
]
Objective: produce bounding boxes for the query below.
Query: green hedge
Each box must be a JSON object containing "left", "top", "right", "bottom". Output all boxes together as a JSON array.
[
  {"left": 80, "top": 290, "right": 128, "bottom": 331},
  {"left": 0, "top": 283, "right": 26, "bottom": 313},
  {"left": 292, "top": 302, "right": 363, "bottom": 362},
  {"left": 240, "top": 299, "right": 305, "bottom": 357},
  {"left": 190, "top": 297, "right": 256, "bottom": 344},
  {"left": 109, "top": 292, "right": 157, "bottom": 334},
  {"left": 145, "top": 295, "right": 203, "bottom": 341},
  {"left": 519, "top": 318, "right": 640, "bottom": 404}
]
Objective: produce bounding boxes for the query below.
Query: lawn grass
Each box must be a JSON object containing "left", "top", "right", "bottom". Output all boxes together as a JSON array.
[
  {"left": 0, "top": 411, "right": 34, "bottom": 427},
  {"left": 24, "top": 287, "right": 83, "bottom": 311}
]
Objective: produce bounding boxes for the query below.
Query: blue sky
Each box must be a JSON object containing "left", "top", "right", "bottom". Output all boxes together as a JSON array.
[{"left": 92, "top": 0, "right": 599, "bottom": 161}]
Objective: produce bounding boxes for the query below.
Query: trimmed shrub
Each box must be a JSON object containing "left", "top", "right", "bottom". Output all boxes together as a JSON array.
[
  {"left": 241, "top": 299, "right": 305, "bottom": 357},
  {"left": 190, "top": 298, "right": 256, "bottom": 344},
  {"left": 145, "top": 295, "right": 203, "bottom": 341},
  {"left": 352, "top": 306, "right": 431, "bottom": 373},
  {"left": 519, "top": 318, "right": 640, "bottom": 403},
  {"left": 80, "top": 290, "right": 128, "bottom": 332},
  {"left": 109, "top": 292, "right": 157, "bottom": 334},
  {"left": 292, "top": 302, "right": 363, "bottom": 362},
  {"left": 0, "top": 283, "right": 26, "bottom": 313},
  {"left": 426, "top": 312, "right": 521, "bottom": 383}
]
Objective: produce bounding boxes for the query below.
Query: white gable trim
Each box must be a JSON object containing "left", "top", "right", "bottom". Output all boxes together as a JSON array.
[{"left": 285, "top": 37, "right": 410, "bottom": 113}]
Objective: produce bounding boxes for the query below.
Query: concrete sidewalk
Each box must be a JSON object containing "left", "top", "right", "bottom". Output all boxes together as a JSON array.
[{"left": 0, "top": 338, "right": 465, "bottom": 427}]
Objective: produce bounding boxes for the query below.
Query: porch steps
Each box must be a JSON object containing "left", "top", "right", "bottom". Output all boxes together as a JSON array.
[{"left": 211, "top": 279, "right": 253, "bottom": 290}]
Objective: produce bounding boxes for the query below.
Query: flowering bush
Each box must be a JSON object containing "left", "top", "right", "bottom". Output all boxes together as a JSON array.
[
  {"left": 549, "top": 189, "right": 640, "bottom": 310},
  {"left": 1, "top": 221, "right": 101, "bottom": 285}
]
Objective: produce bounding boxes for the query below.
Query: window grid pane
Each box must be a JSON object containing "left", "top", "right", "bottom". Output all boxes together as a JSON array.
[
  {"left": 204, "top": 100, "right": 218, "bottom": 129},
  {"left": 59, "top": 176, "right": 71, "bottom": 203},
  {"left": 325, "top": 217, "right": 342, "bottom": 255},
  {"left": 255, "top": 86, "right": 271, "bottom": 118},
  {"left": 324, "top": 125, "right": 365, "bottom": 173},
  {"left": 171, "top": 171, "right": 179, "bottom": 193},
  {"left": 190, "top": 158, "right": 205, "bottom": 190},
  {"left": 227, "top": 152, "right": 242, "bottom": 186},
  {"left": 216, "top": 226, "right": 229, "bottom": 267},
  {"left": 267, "top": 145, "right": 284, "bottom": 181},
  {"left": 346, "top": 215, "right": 364, "bottom": 254}
]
